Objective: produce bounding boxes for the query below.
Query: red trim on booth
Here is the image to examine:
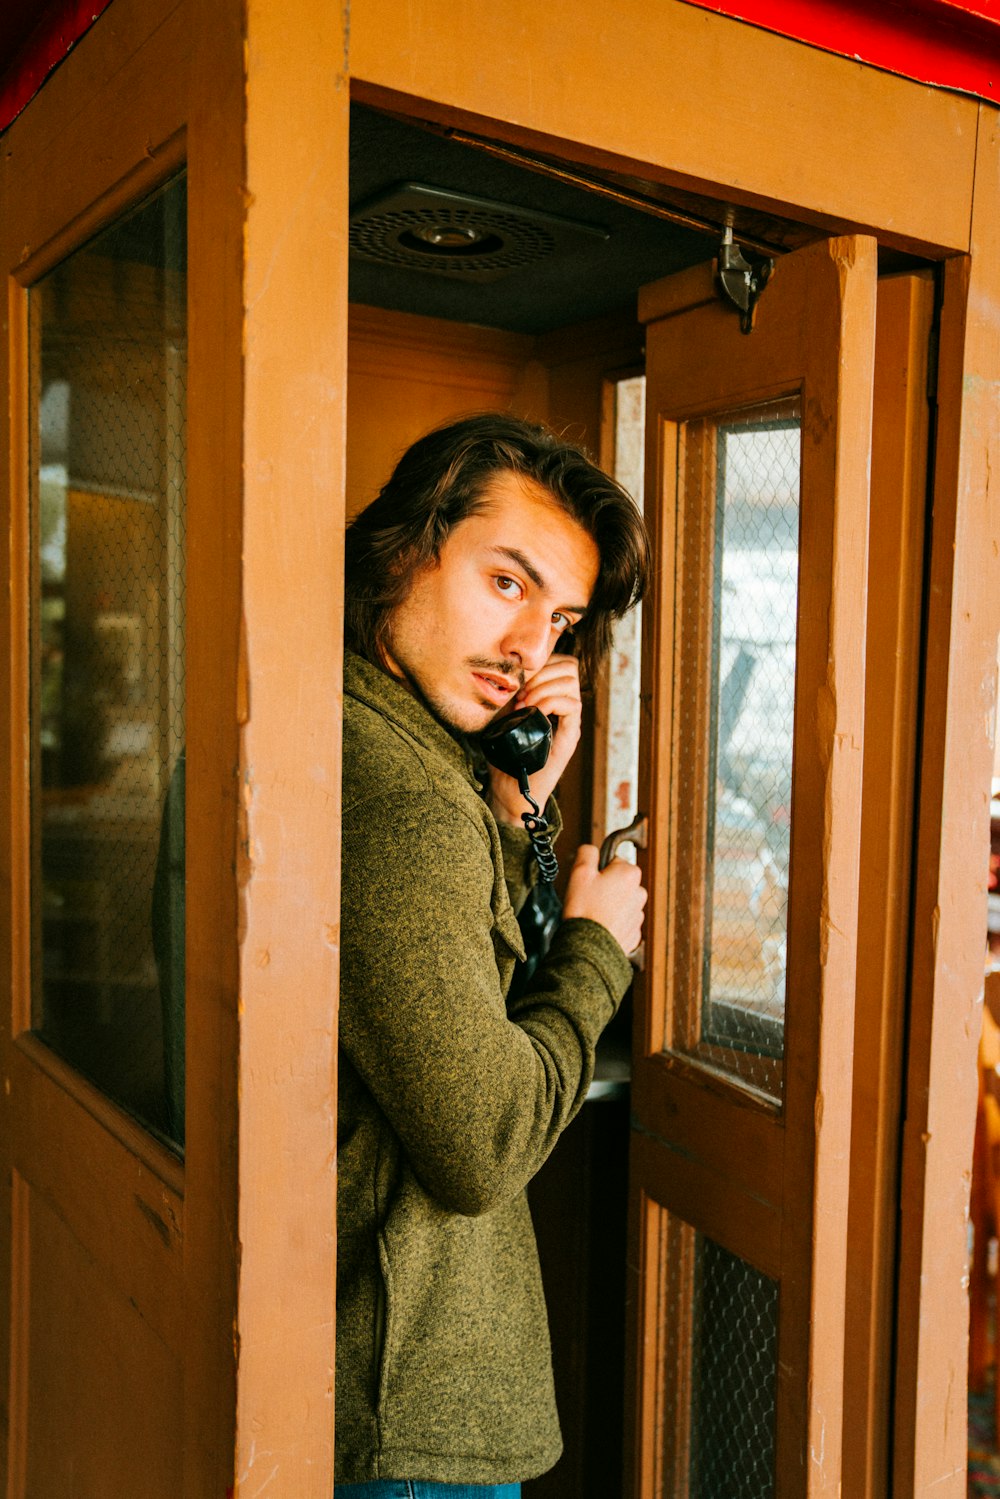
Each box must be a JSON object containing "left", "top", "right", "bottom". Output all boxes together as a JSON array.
[
  {"left": 4, "top": 0, "right": 1000, "bottom": 139},
  {"left": 682, "top": 0, "right": 1000, "bottom": 98},
  {"left": 0, "top": 0, "right": 113, "bottom": 135}
]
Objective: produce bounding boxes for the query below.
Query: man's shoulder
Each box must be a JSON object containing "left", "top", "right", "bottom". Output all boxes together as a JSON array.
[
  {"left": 342, "top": 690, "right": 482, "bottom": 824},
  {"left": 343, "top": 691, "right": 430, "bottom": 798}
]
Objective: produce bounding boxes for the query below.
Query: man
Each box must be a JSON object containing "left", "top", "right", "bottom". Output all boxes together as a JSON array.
[{"left": 335, "top": 413, "right": 649, "bottom": 1498}]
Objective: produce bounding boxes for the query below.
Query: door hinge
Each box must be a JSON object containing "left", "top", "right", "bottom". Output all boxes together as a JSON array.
[{"left": 716, "top": 225, "right": 774, "bottom": 334}]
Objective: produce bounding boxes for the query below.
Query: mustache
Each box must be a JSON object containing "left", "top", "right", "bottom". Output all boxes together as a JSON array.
[{"left": 468, "top": 656, "right": 525, "bottom": 688}]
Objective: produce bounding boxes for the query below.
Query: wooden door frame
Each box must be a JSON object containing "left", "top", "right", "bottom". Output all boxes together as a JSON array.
[
  {"left": 348, "top": 5, "right": 998, "bottom": 1493},
  {"left": 892, "top": 111, "right": 1000, "bottom": 1497}
]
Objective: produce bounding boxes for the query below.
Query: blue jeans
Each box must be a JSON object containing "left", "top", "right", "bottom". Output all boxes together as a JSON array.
[{"left": 334, "top": 1485, "right": 520, "bottom": 1498}]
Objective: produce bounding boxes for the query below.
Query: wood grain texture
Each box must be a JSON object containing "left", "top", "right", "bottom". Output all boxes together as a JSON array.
[{"left": 347, "top": 305, "right": 536, "bottom": 518}]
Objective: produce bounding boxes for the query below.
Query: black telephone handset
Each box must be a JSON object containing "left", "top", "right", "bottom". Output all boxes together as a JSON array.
[
  {"left": 479, "top": 706, "right": 552, "bottom": 794},
  {"left": 480, "top": 706, "right": 562, "bottom": 996},
  {"left": 480, "top": 706, "right": 559, "bottom": 883}
]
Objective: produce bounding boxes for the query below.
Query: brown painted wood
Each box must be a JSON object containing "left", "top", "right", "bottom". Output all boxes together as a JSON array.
[
  {"left": 349, "top": 0, "right": 977, "bottom": 258},
  {"left": 1, "top": 0, "right": 348, "bottom": 1492},
  {"left": 841, "top": 271, "right": 933, "bottom": 1499},
  {"left": 0, "top": 3, "right": 992, "bottom": 1495},
  {"left": 233, "top": 0, "right": 347, "bottom": 1492},
  {"left": 0, "top": 5, "right": 196, "bottom": 1492},
  {"left": 24, "top": 1183, "right": 183, "bottom": 1496},
  {"left": 630, "top": 236, "right": 876, "bottom": 1496},
  {"left": 893, "top": 104, "right": 1000, "bottom": 1499},
  {"left": 347, "top": 305, "right": 536, "bottom": 518}
]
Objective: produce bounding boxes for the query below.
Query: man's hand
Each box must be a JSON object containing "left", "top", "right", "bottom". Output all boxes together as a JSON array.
[
  {"left": 486, "top": 653, "right": 583, "bottom": 825},
  {"left": 563, "top": 844, "right": 647, "bottom": 956}
]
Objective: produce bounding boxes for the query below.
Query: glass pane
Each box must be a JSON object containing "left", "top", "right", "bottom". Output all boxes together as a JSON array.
[
  {"left": 702, "top": 408, "right": 799, "bottom": 1074},
  {"left": 689, "top": 1235, "right": 779, "bottom": 1498},
  {"left": 29, "top": 175, "right": 187, "bottom": 1150}
]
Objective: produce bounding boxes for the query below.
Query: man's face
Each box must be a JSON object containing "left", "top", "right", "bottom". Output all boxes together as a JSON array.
[{"left": 384, "top": 470, "right": 600, "bottom": 734}]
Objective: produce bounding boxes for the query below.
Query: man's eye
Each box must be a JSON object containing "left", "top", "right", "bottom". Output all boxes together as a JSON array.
[{"left": 495, "top": 575, "right": 521, "bottom": 596}]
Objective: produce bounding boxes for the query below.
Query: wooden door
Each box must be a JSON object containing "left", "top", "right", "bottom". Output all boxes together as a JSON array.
[
  {"left": 627, "top": 236, "right": 877, "bottom": 1497},
  {"left": 0, "top": 1, "right": 344, "bottom": 1494},
  {"left": 0, "top": 11, "right": 225, "bottom": 1494}
]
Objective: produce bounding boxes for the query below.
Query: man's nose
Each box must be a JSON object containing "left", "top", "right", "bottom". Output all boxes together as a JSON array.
[{"left": 504, "top": 609, "right": 551, "bottom": 674}]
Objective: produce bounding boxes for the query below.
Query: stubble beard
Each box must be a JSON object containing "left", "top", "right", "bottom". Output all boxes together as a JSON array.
[{"left": 393, "top": 651, "right": 524, "bottom": 738}]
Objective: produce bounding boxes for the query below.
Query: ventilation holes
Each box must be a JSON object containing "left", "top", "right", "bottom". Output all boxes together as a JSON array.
[{"left": 350, "top": 183, "right": 608, "bottom": 283}]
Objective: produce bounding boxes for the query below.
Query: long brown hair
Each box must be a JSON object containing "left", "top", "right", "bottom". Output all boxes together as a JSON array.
[{"left": 344, "top": 413, "right": 649, "bottom": 684}]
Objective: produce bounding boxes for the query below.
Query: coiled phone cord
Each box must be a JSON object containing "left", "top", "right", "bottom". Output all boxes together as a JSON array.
[{"left": 521, "top": 791, "right": 559, "bottom": 884}]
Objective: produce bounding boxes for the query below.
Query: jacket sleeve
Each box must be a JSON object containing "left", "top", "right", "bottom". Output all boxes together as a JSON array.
[{"left": 339, "top": 789, "right": 631, "bottom": 1216}]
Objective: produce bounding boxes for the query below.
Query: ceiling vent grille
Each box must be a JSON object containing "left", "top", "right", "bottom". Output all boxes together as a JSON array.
[{"left": 349, "top": 182, "right": 608, "bottom": 283}]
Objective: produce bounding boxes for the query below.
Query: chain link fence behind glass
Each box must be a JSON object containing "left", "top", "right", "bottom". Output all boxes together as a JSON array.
[
  {"left": 673, "top": 408, "right": 799, "bottom": 1095},
  {"left": 31, "top": 176, "right": 186, "bottom": 1149}
]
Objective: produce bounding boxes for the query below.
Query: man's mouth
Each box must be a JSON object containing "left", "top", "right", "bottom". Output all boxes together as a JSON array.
[{"left": 471, "top": 670, "right": 518, "bottom": 706}]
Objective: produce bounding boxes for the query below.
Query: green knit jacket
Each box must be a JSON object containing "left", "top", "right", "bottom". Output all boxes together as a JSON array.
[{"left": 336, "top": 651, "right": 633, "bottom": 1484}]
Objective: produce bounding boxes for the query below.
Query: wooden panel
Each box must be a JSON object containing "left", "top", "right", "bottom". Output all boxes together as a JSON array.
[
  {"left": 0, "top": 4, "right": 200, "bottom": 1493},
  {"left": 536, "top": 310, "right": 644, "bottom": 450},
  {"left": 10, "top": 1036, "right": 183, "bottom": 1350},
  {"left": 23, "top": 1181, "right": 183, "bottom": 1497},
  {"left": 631, "top": 1130, "right": 781, "bottom": 1279},
  {"left": 841, "top": 272, "right": 932, "bottom": 1499},
  {"left": 234, "top": 1, "right": 347, "bottom": 1493},
  {"left": 632, "top": 1053, "right": 783, "bottom": 1210},
  {"left": 347, "top": 304, "right": 537, "bottom": 517},
  {"left": 183, "top": 0, "right": 244, "bottom": 1487},
  {"left": 0, "top": 1, "right": 189, "bottom": 260},
  {"left": 349, "top": 0, "right": 977, "bottom": 257},
  {"left": 893, "top": 103, "right": 1000, "bottom": 1499}
]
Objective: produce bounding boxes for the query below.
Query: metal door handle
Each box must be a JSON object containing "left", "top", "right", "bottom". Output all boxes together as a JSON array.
[
  {"left": 598, "top": 811, "right": 648, "bottom": 870},
  {"left": 598, "top": 812, "right": 648, "bottom": 970}
]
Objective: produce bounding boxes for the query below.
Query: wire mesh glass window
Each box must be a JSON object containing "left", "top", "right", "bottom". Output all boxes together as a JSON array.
[
  {"left": 689, "top": 1236, "right": 779, "bottom": 1498},
  {"left": 654, "top": 1207, "right": 779, "bottom": 1498},
  {"left": 669, "top": 399, "right": 800, "bottom": 1099},
  {"left": 28, "top": 174, "right": 187, "bottom": 1150}
]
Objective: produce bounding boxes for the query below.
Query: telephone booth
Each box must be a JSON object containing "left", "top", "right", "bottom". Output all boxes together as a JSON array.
[{"left": 0, "top": 3, "right": 996, "bottom": 1495}]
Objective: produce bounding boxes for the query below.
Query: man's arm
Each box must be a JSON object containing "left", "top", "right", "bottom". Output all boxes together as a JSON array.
[{"left": 340, "top": 789, "right": 633, "bottom": 1217}]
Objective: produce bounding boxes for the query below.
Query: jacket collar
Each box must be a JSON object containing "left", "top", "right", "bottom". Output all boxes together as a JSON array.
[{"left": 344, "top": 649, "right": 485, "bottom": 787}]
